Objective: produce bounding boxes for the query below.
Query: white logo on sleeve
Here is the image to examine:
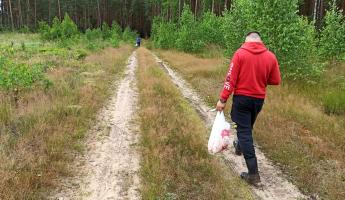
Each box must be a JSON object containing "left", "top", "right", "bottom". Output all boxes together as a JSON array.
[{"left": 224, "top": 62, "right": 234, "bottom": 90}]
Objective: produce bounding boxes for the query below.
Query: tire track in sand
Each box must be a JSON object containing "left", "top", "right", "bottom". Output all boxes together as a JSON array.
[
  {"left": 151, "top": 51, "right": 308, "bottom": 200},
  {"left": 52, "top": 51, "right": 140, "bottom": 200}
]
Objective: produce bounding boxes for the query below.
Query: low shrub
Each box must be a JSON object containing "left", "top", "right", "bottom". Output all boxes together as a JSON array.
[
  {"left": 38, "top": 21, "right": 51, "bottom": 40},
  {"left": 0, "top": 56, "right": 48, "bottom": 91},
  {"left": 85, "top": 28, "right": 102, "bottom": 41},
  {"left": 101, "top": 22, "right": 112, "bottom": 40},
  {"left": 111, "top": 21, "right": 122, "bottom": 36},
  {"left": 122, "top": 26, "right": 137, "bottom": 42}
]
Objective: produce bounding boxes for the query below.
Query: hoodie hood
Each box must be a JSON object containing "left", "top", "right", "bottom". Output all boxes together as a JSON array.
[{"left": 241, "top": 42, "right": 267, "bottom": 54}]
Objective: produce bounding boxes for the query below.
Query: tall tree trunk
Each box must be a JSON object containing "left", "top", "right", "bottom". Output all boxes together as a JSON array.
[
  {"left": 34, "top": 0, "right": 37, "bottom": 27},
  {"left": 317, "top": 0, "right": 324, "bottom": 30},
  {"left": 97, "top": 0, "right": 101, "bottom": 27},
  {"left": 84, "top": 7, "right": 87, "bottom": 30},
  {"left": 6, "top": 0, "right": 10, "bottom": 27},
  {"left": 313, "top": 0, "right": 318, "bottom": 22},
  {"left": 313, "top": 0, "right": 324, "bottom": 30},
  {"left": 212, "top": 0, "right": 215, "bottom": 13},
  {"left": 195, "top": 0, "right": 198, "bottom": 18},
  {"left": 8, "top": 0, "right": 13, "bottom": 30},
  {"left": 48, "top": 0, "right": 51, "bottom": 23},
  {"left": 224, "top": 0, "right": 228, "bottom": 10},
  {"left": 74, "top": 0, "right": 77, "bottom": 26},
  {"left": 26, "top": 0, "right": 30, "bottom": 28},
  {"left": 1, "top": 0, "right": 4, "bottom": 28},
  {"left": 18, "top": 0, "right": 23, "bottom": 28},
  {"left": 0, "top": 0, "right": 4, "bottom": 28},
  {"left": 57, "top": 0, "right": 62, "bottom": 20},
  {"left": 179, "top": 0, "right": 181, "bottom": 21}
]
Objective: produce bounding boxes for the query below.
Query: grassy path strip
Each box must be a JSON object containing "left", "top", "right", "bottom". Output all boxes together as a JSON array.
[
  {"left": 0, "top": 44, "right": 133, "bottom": 199},
  {"left": 51, "top": 50, "right": 140, "bottom": 199},
  {"left": 151, "top": 51, "right": 307, "bottom": 200},
  {"left": 137, "top": 48, "right": 254, "bottom": 200}
]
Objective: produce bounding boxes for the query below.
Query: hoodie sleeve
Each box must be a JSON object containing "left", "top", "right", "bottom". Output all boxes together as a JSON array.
[
  {"left": 268, "top": 56, "right": 281, "bottom": 85},
  {"left": 220, "top": 52, "right": 240, "bottom": 102}
]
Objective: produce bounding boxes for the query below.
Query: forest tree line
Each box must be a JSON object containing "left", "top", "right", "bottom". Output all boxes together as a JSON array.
[
  {"left": 0, "top": 0, "right": 345, "bottom": 36},
  {"left": 151, "top": 0, "right": 344, "bottom": 80}
]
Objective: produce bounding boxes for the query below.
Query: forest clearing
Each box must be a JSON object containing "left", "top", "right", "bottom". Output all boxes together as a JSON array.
[{"left": 1, "top": 0, "right": 345, "bottom": 200}]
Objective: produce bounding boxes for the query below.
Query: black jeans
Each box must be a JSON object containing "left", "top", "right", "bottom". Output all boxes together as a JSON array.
[{"left": 231, "top": 95, "right": 264, "bottom": 174}]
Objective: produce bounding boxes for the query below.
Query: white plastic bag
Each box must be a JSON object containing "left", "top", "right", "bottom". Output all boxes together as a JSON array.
[{"left": 208, "top": 111, "right": 231, "bottom": 154}]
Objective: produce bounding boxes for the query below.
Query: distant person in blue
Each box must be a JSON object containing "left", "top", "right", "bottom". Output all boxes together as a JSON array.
[{"left": 136, "top": 36, "right": 141, "bottom": 47}]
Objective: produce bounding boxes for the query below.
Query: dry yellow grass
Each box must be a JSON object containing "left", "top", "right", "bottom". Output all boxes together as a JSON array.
[
  {"left": 155, "top": 49, "right": 345, "bottom": 200},
  {"left": 137, "top": 47, "right": 254, "bottom": 200},
  {"left": 155, "top": 49, "right": 229, "bottom": 109},
  {"left": 0, "top": 45, "right": 133, "bottom": 199}
]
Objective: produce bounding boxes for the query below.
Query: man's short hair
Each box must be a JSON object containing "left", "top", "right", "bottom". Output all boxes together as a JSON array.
[
  {"left": 246, "top": 31, "right": 261, "bottom": 37},
  {"left": 246, "top": 31, "right": 262, "bottom": 41}
]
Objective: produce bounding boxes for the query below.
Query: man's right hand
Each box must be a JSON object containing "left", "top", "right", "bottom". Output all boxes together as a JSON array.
[{"left": 216, "top": 100, "right": 226, "bottom": 111}]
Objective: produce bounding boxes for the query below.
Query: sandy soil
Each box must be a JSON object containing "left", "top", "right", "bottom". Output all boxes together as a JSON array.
[
  {"left": 152, "top": 52, "right": 308, "bottom": 200},
  {"left": 51, "top": 51, "right": 141, "bottom": 200}
]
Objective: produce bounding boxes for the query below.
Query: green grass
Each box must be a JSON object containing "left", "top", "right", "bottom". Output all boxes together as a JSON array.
[
  {"left": 137, "top": 48, "right": 254, "bottom": 200},
  {"left": 0, "top": 33, "right": 42, "bottom": 47},
  {"left": 155, "top": 48, "right": 345, "bottom": 200},
  {"left": 0, "top": 33, "right": 134, "bottom": 199},
  {"left": 284, "top": 62, "right": 345, "bottom": 116}
]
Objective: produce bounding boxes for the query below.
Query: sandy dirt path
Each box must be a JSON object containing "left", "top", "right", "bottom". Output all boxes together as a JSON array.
[
  {"left": 51, "top": 51, "right": 140, "bottom": 200},
  {"left": 151, "top": 52, "right": 308, "bottom": 200}
]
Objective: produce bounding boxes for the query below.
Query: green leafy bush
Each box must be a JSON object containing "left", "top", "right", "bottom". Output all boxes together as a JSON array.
[
  {"left": 222, "top": 0, "right": 251, "bottom": 56},
  {"left": 152, "top": 17, "right": 177, "bottom": 49},
  {"left": 251, "top": 0, "right": 318, "bottom": 76},
  {"left": 38, "top": 14, "right": 79, "bottom": 40},
  {"left": 319, "top": 2, "right": 345, "bottom": 61},
  {"left": 38, "top": 21, "right": 51, "bottom": 40},
  {"left": 176, "top": 5, "right": 204, "bottom": 52},
  {"left": 19, "top": 25, "right": 30, "bottom": 33},
  {"left": 110, "top": 32, "right": 120, "bottom": 47},
  {"left": 0, "top": 56, "right": 46, "bottom": 91},
  {"left": 49, "top": 17, "right": 63, "bottom": 40},
  {"left": 111, "top": 21, "right": 122, "bottom": 36},
  {"left": 101, "top": 22, "right": 112, "bottom": 39},
  {"left": 85, "top": 28, "right": 102, "bottom": 41},
  {"left": 200, "top": 11, "right": 224, "bottom": 46},
  {"left": 109, "top": 22, "right": 121, "bottom": 47},
  {"left": 60, "top": 13, "right": 79, "bottom": 38},
  {"left": 84, "top": 25, "right": 121, "bottom": 50},
  {"left": 222, "top": 0, "right": 320, "bottom": 79},
  {"left": 122, "top": 26, "right": 137, "bottom": 42}
]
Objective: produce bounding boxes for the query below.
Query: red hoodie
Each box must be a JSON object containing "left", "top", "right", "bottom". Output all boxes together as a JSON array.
[{"left": 220, "top": 42, "right": 281, "bottom": 101}]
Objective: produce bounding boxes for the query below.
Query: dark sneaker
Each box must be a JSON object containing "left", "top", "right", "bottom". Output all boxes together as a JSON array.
[
  {"left": 240, "top": 172, "right": 261, "bottom": 186},
  {"left": 233, "top": 140, "right": 242, "bottom": 156}
]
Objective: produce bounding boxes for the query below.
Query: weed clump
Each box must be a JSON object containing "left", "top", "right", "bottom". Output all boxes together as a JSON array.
[{"left": 323, "top": 90, "right": 345, "bottom": 115}]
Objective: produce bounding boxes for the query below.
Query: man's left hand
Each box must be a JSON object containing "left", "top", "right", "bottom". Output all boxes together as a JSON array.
[{"left": 216, "top": 100, "right": 226, "bottom": 111}]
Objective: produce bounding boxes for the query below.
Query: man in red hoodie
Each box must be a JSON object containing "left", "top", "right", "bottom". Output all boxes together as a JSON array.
[{"left": 216, "top": 31, "right": 281, "bottom": 185}]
